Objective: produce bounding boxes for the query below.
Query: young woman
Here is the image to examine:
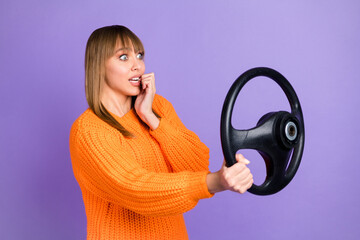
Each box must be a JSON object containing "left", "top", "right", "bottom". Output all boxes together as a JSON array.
[{"left": 69, "top": 25, "right": 253, "bottom": 240}]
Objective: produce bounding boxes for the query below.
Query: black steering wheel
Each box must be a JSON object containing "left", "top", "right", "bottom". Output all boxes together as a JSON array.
[{"left": 220, "top": 67, "right": 305, "bottom": 195}]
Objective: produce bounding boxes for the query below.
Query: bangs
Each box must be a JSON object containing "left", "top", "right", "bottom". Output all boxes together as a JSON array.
[
  {"left": 116, "top": 30, "right": 144, "bottom": 54},
  {"left": 95, "top": 26, "right": 145, "bottom": 59}
]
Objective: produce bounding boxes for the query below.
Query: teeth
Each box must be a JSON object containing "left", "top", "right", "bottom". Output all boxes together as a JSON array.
[{"left": 130, "top": 77, "right": 140, "bottom": 82}]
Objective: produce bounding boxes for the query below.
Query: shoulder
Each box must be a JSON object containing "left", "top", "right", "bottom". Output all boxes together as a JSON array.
[
  {"left": 152, "top": 94, "right": 175, "bottom": 117},
  {"left": 153, "top": 94, "right": 172, "bottom": 108},
  {"left": 70, "top": 109, "right": 120, "bottom": 143}
]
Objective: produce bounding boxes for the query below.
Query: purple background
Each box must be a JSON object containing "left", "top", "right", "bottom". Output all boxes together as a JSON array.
[{"left": 1, "top": 0, "right": 359, "bottom": 239}]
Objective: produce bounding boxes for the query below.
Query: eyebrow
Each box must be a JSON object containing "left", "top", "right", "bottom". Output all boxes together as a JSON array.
[{"left": 115, "top": 47, "right": 133, "bottom": 53}]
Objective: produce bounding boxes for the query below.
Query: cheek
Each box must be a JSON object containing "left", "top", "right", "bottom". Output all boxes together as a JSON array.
[
  {"left": 105, "top": 64, "right": 128, "bottom": 84},
  {"left": 140, "top": 61, "right": 146, "bottom": 73}
]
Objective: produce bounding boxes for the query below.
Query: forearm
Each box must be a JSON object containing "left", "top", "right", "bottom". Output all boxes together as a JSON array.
[
  {"left": 139, "top": 111, "right": 160, "bottom": 130},
  {"left": 149, "top": 117, "right": 210, "bottom": 172}
]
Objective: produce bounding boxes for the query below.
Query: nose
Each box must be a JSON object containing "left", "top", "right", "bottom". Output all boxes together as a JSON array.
[{"left": 131, "top": 57, "right": 142, "bottom": 71}]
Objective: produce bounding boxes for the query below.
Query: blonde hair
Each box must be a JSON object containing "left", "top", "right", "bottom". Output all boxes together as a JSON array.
[{"left": 85, "top": 25, "right": 145, "bottom": 137}]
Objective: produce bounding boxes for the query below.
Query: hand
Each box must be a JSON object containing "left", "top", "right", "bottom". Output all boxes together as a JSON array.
[
  {"left": 206, "top": 154, "right": 254, "bottom": 194},
  {"left": 134, "top": 73, "right": 159, "bottom": 129},
  {"left": 219, "top": 154, "right": 253, "bottom": 194}
]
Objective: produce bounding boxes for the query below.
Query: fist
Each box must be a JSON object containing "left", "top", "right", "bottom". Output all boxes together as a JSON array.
[{"left": 219, "top": 154, "right": 254, "bottom": 194}]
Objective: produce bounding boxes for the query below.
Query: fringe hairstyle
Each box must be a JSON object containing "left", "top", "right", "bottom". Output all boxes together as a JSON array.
[{"left": 85, "top": 25, "right": 150, "bottom": 137}]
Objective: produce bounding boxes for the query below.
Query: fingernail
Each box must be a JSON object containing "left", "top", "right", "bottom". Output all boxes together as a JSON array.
[{"left": 245, "top": 159, "right": 250, "bottom": 164}]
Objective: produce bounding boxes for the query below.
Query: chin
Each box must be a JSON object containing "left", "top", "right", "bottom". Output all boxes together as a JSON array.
[{"left": 129, "top": 88, "right": 141, "bottom": 96}]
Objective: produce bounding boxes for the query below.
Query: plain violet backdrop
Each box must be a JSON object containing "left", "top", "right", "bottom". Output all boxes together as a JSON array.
[{"left": 1, "top": 0, "right": 359, "bottom": 239}]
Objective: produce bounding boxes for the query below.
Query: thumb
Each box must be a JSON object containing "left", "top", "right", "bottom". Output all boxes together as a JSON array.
[{"left": 236, "top": 154, "right": 250, "bottom": 165}]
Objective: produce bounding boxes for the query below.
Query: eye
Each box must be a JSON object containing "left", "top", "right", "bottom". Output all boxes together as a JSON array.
[
  {"left": 136, "top": 52, "right": 144, "bottom": 60},
  {"left": 119, "top": 54, "right": 128, "bottom": 61}
]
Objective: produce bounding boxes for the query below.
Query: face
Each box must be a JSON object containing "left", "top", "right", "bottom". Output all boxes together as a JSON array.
[{"left": 103, "top": 42, "right": 145, "bottom": 99}]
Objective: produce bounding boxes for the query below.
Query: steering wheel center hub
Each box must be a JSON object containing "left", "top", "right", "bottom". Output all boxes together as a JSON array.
[{"left": 285, "top": 121, "right": 297, "bottom": 141}]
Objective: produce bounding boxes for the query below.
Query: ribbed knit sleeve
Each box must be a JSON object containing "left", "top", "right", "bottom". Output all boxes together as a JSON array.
[
  {"left": 150, "top": 95, "right": 210, "bottom": 173},
  {"left": 69, "top": 118, "right": 212, "bottom": 217}
]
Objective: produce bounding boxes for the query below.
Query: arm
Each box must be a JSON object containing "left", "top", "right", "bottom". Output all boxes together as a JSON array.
[
  {"left": 133, "top": 74, "right": 253, "bottom": 194},
  {"left": 134, "top": 73, "right": 209, "bottom": 173},
  {"left": 149, "top": 97, "right": 254, "bottom": 194},
  {"left": 149, "top": 95, "right": 210, "bottom": 173},
  {"left": 69, "top": 120, "right": 212, "bottom": 217}
]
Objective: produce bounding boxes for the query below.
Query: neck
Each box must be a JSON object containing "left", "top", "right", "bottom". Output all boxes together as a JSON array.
[{"left": 100, "top": 88, "right": 133, "bottom": 117}]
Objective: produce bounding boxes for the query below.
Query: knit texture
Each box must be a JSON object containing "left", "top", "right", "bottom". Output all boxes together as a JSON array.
[{"left": 69, "top": 94, "right": 213, "bottom": 240}]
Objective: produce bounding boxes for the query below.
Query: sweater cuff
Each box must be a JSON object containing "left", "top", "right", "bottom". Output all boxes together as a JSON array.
[{"left": 190, "top": 171, "right": 214, "bottom": 200}]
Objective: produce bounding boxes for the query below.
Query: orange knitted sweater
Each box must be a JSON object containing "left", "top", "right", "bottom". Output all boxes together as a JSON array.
[{"left": 69, "top": 94, "right": 213, "bottom": 240}]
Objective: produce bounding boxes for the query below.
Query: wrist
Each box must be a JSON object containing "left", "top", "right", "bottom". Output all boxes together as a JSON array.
[
  {"left": 140, "top": 111, "right": 160, "bottom": 130},
  {"left": 206, "top": 171, "right": 225, "bottom": 194}
]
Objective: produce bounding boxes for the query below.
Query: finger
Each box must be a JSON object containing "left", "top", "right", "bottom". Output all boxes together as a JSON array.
[
  {"left": 141, "top": 79, "right": 151, "bottom": 90},
  {"left": 239, "top": 172, "right": 253, "bottom": 186},
  {"left": 240, "top": 158, "right": 250, "bottom": 165},
  {"left": 243, "top": 176, "right": 254, "bottom": 191},
  {"left": 233, "top": 173, "right": 253, "bottom": 193},
  {"left": 235, "top": 153, "right": 244, "bottom": 160},
  {"left": 142, "top": 75, "right": 155, "bottom": 87},
  {"left": 232, "top": 165, "right": 251, "bottom": 183},
  {"left": 141, "top": 76, "right": 151, "bottom": 82},
  {"left": 142, "top": 72, "right": 154, "bottom": 76},
  {"left": 235, "top": 153, "right": 249, "bottom": 163},
  {"left": 141, "top": 72, "right": 155, "bottom": 80},
  {"left": 226, "top": 162, "right": 246, "bottom": 175},
  {"left": 141, "top": 76, "right": 155, "bottom": 91},
  {"left": 236, "top": 154, "right": 250, "bottom": 165}
]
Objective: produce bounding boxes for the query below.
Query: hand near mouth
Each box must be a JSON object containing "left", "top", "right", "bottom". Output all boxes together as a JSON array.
[{"left": 134, "top": 72, "right": 159, "bottom": 130}]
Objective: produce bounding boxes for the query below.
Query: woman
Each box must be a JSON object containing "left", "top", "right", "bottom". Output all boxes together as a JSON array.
[{"left": 69, "top": 25, "right": 253, "bottom": 240}]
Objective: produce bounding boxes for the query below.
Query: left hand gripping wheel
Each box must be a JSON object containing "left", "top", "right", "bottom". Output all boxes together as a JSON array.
[{"left": 220, "top": 67, "right": 305, "bottom": 195}]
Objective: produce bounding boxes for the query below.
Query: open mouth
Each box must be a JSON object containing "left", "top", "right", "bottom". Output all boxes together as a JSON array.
[{"left": 129, "top": 77, "right": 141, "bottom": 82}]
